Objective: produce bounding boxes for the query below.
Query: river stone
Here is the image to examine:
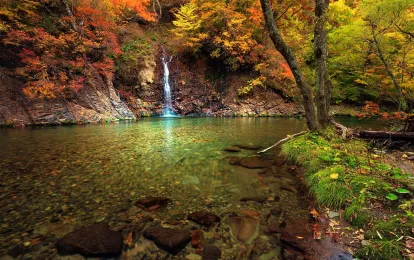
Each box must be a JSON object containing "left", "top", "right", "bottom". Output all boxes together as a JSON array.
[
  {"left": 229, "top": 216, "right": 259, "bottom": 244},
  {"left": 143, "top": 226, "right": 191, "bottom": 255},
  {"left": 240, "top": 195, "right": 268, "bottom": 203},
  {"left": 135, "top": 197, "right": 170, "bottom": 210},
  {"left": 224, "top": 146, "right": 242, "bottom": 152},
  {"left": 202, "top": 244, "right": 222, "bottom": 260},
  {"left": 168, "top": 210, "right": 186, "bottom": 220},
  {"left": 328, "top": 211, "right": 340, "bottom": 219},
  {"left": 34, "top": 223, "right": 75, "bottom": 238},
  {"left": 188, "top": 211, "right": 220, "bottom": 228},
  {"left": 191, "top": 230, "right": 204, "bottom": 248},
  {"left": 57, "top": 223, "right": 123, "bottom": 257},
  {"left": 239, "top": 157, "right": 274, "bottom": 169}
]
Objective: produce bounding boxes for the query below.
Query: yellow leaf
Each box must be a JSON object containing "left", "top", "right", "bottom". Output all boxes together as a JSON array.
[{"left": 330, "top": 173, "right": 339, "bottom": 179}]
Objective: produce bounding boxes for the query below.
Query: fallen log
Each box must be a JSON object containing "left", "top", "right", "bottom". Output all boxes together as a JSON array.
[{"left": 358, "top": 131, "right": 414, "bottom": 140}]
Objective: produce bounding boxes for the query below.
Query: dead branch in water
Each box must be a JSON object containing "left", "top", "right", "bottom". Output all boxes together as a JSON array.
[{"left": 258, "top": 131, "right": 308, "bottom": 154}]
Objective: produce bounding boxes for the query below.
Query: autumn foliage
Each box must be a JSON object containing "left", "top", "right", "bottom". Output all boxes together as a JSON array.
[{"left": 1, "top": 0, "right": 154, "bottom": 99}]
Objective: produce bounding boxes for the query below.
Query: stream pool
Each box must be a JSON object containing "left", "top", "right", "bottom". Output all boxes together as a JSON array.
[{"left": 0, "top": 117, "right": 384, "bottom": 259}]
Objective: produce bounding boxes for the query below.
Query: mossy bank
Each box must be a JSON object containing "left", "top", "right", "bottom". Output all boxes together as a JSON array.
[{"left": 282, "top": 129, "right": 414, "bottom": 259}]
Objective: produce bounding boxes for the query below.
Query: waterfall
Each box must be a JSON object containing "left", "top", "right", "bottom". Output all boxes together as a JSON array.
[{"left": 162, "top": 52, "right": 174, "bottom": 116}]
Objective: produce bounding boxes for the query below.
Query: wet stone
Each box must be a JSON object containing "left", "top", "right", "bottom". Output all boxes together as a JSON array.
[
  {"left": 202, "top": 244, "right": 222, "bottom": 260},
  {"left": 265, "top": 220, "right": 282, "bottom": 234},
  {"left": 135, "top": 197, "right": 170, "bottom": 211},
  {"left": 7, "top": 245, "right": 27, "bottom": 258},
  {"left": 143, "top": 226, "right": 191, "bottom": 255},
  {"left": 270, "top": 205, "right": 282, "bottom": 216},
  {"left": 234, "top": 144, "right": 262, "bottom": 150},
  {"left": 191, "top": 230, "right": 204, "bottom": 248},
  {"left": 239, "top": 157, "right": 274, "bottom": 169},
  {"left": 229, "top": 216, "right": 259, "bottom": 244},
  {"left": 188, "top": 211, "right": 220, "bottom": 228},
  {"left": 224, "top": 147, "right": 242, "bottom": 152},
  {"left": 280, "top": 184, "right": 297, "bottom": 193},
  {"left": 240, "top": 195, "right": 268, "bottom": 203},
  {"left": 168, "top": 210, "right": 186, "bottom": 220},
  {"left": 34, "top": 223, "right": 75, "bottom": 239},
  {"left": 227, "top": 156, "right": 241, "bottom": 165},
  {"left": 56, "top": 223, "right": 123, "bottom": 257}
]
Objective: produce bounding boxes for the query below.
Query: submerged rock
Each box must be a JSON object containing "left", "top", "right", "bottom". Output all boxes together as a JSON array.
[
  {"left": 135, "top": 196, "right": 170, "bottom": 210},
  {"left": 224, "top": 146, "right": 242, "bottom": 152},
  {"left": 188, "top": 211, "right": 220, "bottom": 228},
  {"left": 34, "top": 223, "right": 75, "bottom": 239},
  {"left": 229, "top": 216, "right": 259, "bottom": 244},
  {"left": 191, "top": 230, "right": 204, "bottom": 248},
  {"left": 57, "top": 223, "right": 123, "bottom": 257},
  {"left": 239, "top": 157, "right": 274, "bottom": 169},
  {"left": 143, "top": 226, "right": 191, "bottom": 255},
  {"left": 168, "top": 209, "right": 186, "bottom": 220},
  {"left": 240, "top": 195, "right": 268, "bottom": 203},
  {"left": 235, "top": 144, "right": 262, "bottom": 150},
  {"left": 228, "top": 156, "right": 241, "bottom": 165},
  {"left": 202, "top": 244, "right": 222, "bottom": 260}
]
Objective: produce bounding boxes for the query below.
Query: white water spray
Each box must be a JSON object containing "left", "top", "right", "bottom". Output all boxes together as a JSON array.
[{"left": 162, "top": 51, "right": 174, "bottom": 116}]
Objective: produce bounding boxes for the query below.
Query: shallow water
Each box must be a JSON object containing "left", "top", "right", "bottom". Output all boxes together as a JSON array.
[{"left": 0, "top": 117, "right": 384, "bottom": 258}]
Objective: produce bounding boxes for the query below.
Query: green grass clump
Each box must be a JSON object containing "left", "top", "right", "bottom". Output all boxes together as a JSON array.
[
  {"left": 365, "top": 216, "right": 414, "bottom": 240},
  {"left": 349, "top": 176, "right": 392, "bottom": 197},
  {"left": 312, "top": 179, "right": 353, "bottom": 209},
  {"left": 355, "top": 240, "right": 403, "bottom": 260}
]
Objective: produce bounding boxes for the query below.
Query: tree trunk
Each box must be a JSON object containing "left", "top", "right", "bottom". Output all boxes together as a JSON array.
[
  {"left": 370, "top": 22, "right": 405, "bottom": 111},
  {"left": 260, "top": 0, "right": 319, "bottom": 131},
  {"left": 62, "top": 0, "right": 78, "bottom": 32},
  {"left": 314, "top": 0, "right": 331, "bottom": 128}
]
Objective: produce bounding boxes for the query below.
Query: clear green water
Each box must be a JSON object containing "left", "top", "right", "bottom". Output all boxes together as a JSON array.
[{"left": 0, "top": 117, "right": 384, "bottom": 256}]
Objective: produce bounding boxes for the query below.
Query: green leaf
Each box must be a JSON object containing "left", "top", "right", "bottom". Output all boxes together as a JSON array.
[
  {"left": 386, "top": 193, "right": 398, "bottom": 201},
  {"left": 395, "top": 188, "right": 410, "bottom": 194}
]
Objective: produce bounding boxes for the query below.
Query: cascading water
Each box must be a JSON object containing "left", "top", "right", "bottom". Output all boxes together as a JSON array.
[{"left": 162, "top": 52, "right": 174, "bottom": 116}]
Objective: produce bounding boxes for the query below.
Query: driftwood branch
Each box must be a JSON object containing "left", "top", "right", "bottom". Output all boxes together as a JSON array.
[{"left": 258, "top": 131, "right": 308, "bottom": 154}]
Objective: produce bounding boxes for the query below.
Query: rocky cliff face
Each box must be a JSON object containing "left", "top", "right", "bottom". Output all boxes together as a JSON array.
[
  {"left": 0, "top": 68, "right": 135, "bottom": 127},
  {"left": 0, "top": 46, "right": 301, "bottom": 127},
  {"left": 123, "top": 49, "right": 302, "bottom": 118}
]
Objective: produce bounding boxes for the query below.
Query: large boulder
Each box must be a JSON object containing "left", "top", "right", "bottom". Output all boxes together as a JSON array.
[
  {"left": 143, "top": 226, "right": 191, "bottom": 255},
  {"left": 57, "top": 223, "right": 123, "bottom": 257}
]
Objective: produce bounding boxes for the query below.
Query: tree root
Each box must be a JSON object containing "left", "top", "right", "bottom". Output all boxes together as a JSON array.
[
  {"left": 258, "top": 131, "right": 308, "bottom": 154},
  {"left": 329, "top": 119, "right": 350, "bottom": 139}
]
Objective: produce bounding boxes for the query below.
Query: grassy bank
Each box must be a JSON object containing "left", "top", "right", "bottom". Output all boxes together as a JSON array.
[{"left": 282, "top": 129, "right": 414, "bottom": 259}]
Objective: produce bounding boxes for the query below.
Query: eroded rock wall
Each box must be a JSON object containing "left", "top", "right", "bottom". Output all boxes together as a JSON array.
[{"left": 0, "top": 69, "right": 135, "bottom": 127}]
